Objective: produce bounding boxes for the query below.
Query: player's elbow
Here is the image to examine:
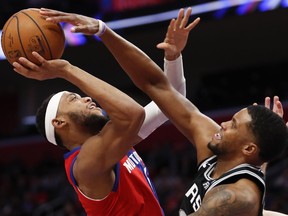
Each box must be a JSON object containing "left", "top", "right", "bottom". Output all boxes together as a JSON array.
[
  {"left": 135, "top": 106, "right": 145, "bottom": 124},
  {"left": 127, "top": 106, "right": 145, "bottom": 132},
  {"left": 137, "top": 68, "right": 169, "bottom": 93},
  {"left": 142, "top": 78, "right": 171, "bottom": 100}
]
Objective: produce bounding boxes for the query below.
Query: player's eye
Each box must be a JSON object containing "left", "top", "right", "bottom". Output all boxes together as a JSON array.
[{"left": 69, "top": 94, "right": 77, "bottom": 102}]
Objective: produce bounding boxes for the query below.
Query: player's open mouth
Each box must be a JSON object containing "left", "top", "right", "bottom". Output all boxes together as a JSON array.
[
  {"left": 89, "top": 102, "right": 97, "bottom": 109},
  {"left": 214, "top": 133, "right": 221, "bottom": 140}
]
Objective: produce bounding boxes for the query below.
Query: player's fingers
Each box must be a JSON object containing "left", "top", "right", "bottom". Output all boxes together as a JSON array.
[
  {"left": 18, "top": 56, "right": 41, "bottom": 71},
  {"left": 273, "top": 96, "right": 280, "bottom": 111},
  {"left": 186, "top": 17, "right": 200, "bottom": 31},
  {"left": 156, "top": 42, "right": 168, "bottom": 50},
  {"left": 166, "top": 19, "right": 175, "bottom": 40},
  {"left": 71, "top": 25, "right": 96, "bottom": 34},
  {"left": 273, "top": 95, "right": 280, "bottom": 105},
  {"left": 13, "top": 61, "right": 31, "bottom": 77},
  {"left": 264, "top": 96, "right": 271, "bottom": 109},
  {"left": 40, "top": 10, "right": 69, "bottom": 23},
  {"left": 31, "top": 52, "right": 48, "bottom": 67},
  {"left": 40, "top": 8, "right": 68, "bottom": 17},
  {"left": 275, "top": 100, "right": 284, "bottom": 117},
  {"left": 175, "top": 8, "right": 185, "bottom": 30},
  {"left": 32, "top": 52, "right": 46, "bottom": 63},
  {"left": 13, "top": 61, "right": 24, "bottom": 71},
  {"left": 167, "top": 19, "right": 175, "bottom": 32},
  {"left": 45, "top": 15, "right": 77, "bottom": 24},
  {"left": 180, "top": 7, "right": 192, "bottom": 28}
]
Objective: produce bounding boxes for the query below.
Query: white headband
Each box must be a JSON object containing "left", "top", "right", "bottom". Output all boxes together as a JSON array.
[{"left": 44, "top": 91, "right": 66, "bottom": 145}]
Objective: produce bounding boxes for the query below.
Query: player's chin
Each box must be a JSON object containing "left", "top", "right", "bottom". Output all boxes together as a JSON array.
[
  {"left": 207, "top": 141, "right": 218, "bottom": 150},
  {"left": 90, "top": 108, "right": 103, "bottom": 116}
]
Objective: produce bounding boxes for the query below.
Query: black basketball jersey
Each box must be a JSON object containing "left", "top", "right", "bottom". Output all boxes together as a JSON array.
[{"left": 179, "top": 155, "right": 265, "bottom": 216}]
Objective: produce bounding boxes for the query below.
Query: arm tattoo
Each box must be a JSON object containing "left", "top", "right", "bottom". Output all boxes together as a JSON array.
[{"left": 191, "top": 185, "right": 257, "bottom": 216}]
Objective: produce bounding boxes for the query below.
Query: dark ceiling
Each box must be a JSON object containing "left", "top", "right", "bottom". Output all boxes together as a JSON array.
[{"left": 0, "top": 0, "right": 101, "bottom": 28}]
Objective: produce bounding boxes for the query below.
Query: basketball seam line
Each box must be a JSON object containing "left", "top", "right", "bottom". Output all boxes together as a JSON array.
[{"left": 22, "top": 11, "right": 53, "bottom": 59}]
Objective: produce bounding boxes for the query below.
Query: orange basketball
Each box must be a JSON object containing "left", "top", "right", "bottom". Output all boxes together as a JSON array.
[{"left": 1, "top": 8, "right": 66, "bottom": 65}]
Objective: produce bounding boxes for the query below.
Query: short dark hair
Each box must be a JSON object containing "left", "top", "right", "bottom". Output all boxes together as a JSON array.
[
  {"left": 247, "top": 105, "right": 288, "bottom": 162},
  {"left": 35, "top": 94, "right": 65, "bottom": 148}
]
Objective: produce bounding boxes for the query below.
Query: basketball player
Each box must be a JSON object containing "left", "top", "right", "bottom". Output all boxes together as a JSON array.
[
  {"left": 11, "top": 8, "right": 197, "bottom": 215},
  {"left": 35, "top": 7, "right": 288, "bottom": 216},
  {"left": 99, "top": 8, "right": 287, "bottom": 215}
]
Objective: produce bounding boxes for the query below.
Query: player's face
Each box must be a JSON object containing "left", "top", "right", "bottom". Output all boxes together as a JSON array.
[
  {"left": 58, "top": 92, "right": 109, "bottom": 134},
  {"left": 208, "top": 108, "right": 255, "bottom": 156}
]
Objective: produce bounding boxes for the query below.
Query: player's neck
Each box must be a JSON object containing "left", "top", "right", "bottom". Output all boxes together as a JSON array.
[{"left": 212, "top": 158, "right": 244, "bottom": 179}]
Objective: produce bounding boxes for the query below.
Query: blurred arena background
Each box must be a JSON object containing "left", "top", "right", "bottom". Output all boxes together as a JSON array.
[{"left": 0, "top": 0, "right": 288, "bottom": 215}]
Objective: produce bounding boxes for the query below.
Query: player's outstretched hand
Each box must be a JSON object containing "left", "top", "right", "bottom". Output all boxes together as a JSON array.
[
  {"left": 264, "top": 96, "right": 284, "bottom": 118},
  {"left": 40, "top": 8, "right": 104, "bottom": 35},
  {"left": 254, "top": 96, "right": 288, "bottom": 126},
  {"left": 254, "top": 96, "right": 283, "bottom": 118},
  {"left": 157, "top": 7, "right": 200, "bottom": 60}
]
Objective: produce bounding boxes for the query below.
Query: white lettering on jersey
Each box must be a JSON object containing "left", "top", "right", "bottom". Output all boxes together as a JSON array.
[
  {"left": 179, "top": 209, "right": 188, "bottom": 216},
  {"left": 185, "top": 183, "right": 202, "bottom": 212},
  {"left": 123, "top": 151, "right": 142, "bottom": 173}
]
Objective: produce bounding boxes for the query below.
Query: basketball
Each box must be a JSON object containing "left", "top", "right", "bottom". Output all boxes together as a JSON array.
[{"left": 1, "top": 8, "right": 66, "bottom": 65}]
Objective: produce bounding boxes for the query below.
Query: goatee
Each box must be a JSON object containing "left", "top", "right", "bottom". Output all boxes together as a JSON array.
[{"left": 69, "top": 112, "right": 109, "bottom": 134}]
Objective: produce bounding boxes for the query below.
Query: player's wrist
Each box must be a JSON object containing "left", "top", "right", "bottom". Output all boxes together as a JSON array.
[
  {"left": 95, "top": 20, "right": 107, "bottom": 37},
  {"left": 164, "top": 53, "right": 181, "bottom": 61},
  {"left": 164, "top": 53, "right": 182, "bottom": 62}
]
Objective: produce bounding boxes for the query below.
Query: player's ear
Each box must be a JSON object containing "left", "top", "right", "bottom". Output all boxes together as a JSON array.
[
  {"left": 52, "top": 118, "right": 66, "bottom": 128},
  {"left": 243, "top": 142, "right": 258, "bottom": 156}
]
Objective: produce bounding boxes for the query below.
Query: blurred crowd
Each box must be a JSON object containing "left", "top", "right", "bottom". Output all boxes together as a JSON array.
[{"left": 0, "top": 156, "right": 84, "bottom": 216}]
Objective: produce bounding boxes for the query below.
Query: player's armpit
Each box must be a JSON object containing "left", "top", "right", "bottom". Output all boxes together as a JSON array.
[{"left": 190, "top": 184, "right": 259, "bottom": 216}]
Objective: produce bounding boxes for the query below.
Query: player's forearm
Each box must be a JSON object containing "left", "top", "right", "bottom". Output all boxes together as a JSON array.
[
  {"left": 64, "top": 64, "right": 144, "bottom": 125},
  {"left": 100, "top": 27, "right": 167, "bottom": 92},
  {"left": 164, "top": 55, "right": 186, "bottom": 95},
  {"left": 137, "top": 55, "right": 186, "bottom": 139}
]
